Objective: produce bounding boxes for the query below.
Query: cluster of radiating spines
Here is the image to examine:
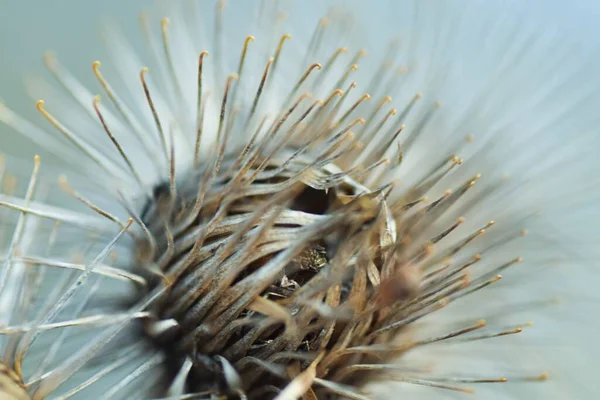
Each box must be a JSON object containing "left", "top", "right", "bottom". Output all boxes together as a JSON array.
[
  {"left": 119, "top": 16, "right": 546, "bottom": 399},
  {"left": 0, "top": 4, "right": 551, "bottom": 399},
  {"left": 0, "top": 154, "right": 171, "bottom": 399},
  {"left": 0, "top": 152, "right": 156, "bottom": 398}
]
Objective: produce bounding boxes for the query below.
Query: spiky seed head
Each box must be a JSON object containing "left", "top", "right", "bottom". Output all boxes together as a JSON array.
[
  {"left": 127, "top": 24, "right": 523, "bottom": 396},
  {"left": 138, "top": 139, "right": 407, "bottom": 395},
  {"left": 0, "top": 1, "right": 598, "bottom": 399}
]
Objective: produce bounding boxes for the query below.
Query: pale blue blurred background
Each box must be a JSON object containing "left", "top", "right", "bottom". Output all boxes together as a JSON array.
[
  {"left": 1, "top": 0, "right": 600, "bottom": 161},
  {"left": 0, "top": 1, "right": 151, "bottom": 161}
]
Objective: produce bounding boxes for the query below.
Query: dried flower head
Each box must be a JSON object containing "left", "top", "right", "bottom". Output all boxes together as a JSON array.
[{"left": 0, "top": 1, "right": 599, "bottom": 399}]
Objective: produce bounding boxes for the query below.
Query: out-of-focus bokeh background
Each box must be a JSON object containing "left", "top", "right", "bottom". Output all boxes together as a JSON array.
[
  {"left": 0, "top": 1, "right": 152, "bottom": 162},
  {"left": 2, "top": 0, "right": 600, "bottom": 162},
  {"left": 1, "top": 0, "right": 600, "bottom": 160}
]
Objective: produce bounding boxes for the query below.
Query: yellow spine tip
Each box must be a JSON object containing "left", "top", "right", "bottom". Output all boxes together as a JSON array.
[
  {"left": 43, "top": 52, "right": 56, "bottom": 65},
  {"left": 140, "top": 67, "right": 149, "bottom": 80},
  {"left": 58, "top": 175, "right": 68, "bottom": 186}
]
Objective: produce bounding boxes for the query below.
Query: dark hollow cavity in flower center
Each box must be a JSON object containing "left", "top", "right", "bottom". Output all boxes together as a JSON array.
[{"left": 134, "top": 145, "right": 415, "bottom": 398}]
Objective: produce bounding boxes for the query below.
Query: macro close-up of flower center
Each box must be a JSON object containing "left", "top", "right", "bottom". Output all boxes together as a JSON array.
[{"left": 0, "top": 1, "right": 599, "bottom": 399}]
